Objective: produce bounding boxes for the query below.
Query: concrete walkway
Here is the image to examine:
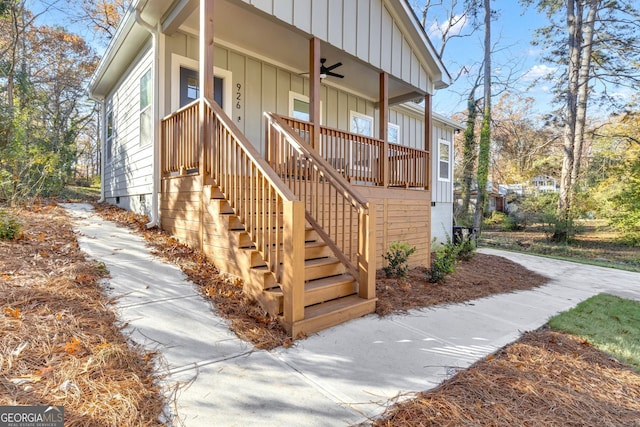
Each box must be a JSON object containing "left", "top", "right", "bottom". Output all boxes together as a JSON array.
[{"left": 61, "top": 203, "right": 640, "bottom": 426}]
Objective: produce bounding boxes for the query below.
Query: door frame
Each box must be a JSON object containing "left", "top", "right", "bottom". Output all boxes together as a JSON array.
[{"left": 170, "top": 53, "right": 232, "bottom": 115}]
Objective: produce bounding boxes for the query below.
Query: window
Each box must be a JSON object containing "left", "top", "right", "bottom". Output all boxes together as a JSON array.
[
  {"left": 388, "top": 123, "right": 400, "bottom": 144},
  {"left": 438, "top": 139, "right": 450, "bottom": 181},
  {"left": 350, "top": 111, "right": 373, "bottom": 137},
  {"left": 288, "top": 92, "right": 323, "bottom": 123},
  {"left": 106, "top": 110, "right": 114, "bottom": 162},
  {"left": 140, "top": 69, "right": 152, "bottom": 146},
  {"left": 349, "top": 111, "right": 375, "bottom": 175}
]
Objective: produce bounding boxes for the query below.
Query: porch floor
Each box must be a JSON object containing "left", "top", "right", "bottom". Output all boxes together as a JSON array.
[{"left": 63, "top": 203, "right": 640, "bottom": 426}]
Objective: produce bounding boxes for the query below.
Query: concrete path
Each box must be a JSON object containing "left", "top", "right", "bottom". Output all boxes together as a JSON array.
[{"left": 61, "top": 203, "right": 640, "bottom": 426}]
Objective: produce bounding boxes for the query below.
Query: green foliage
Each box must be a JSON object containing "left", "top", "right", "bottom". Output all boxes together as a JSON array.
[
  {"left": 429, "top": 238, "right": 459, "bottom": 283},
  {"left": 428, "top": 236, "right": 476, "bottom": 283},
  {"left": 382, "top": 241, "right": 416, "bottom": 278},
  {"left": 0, "top": 211, "right": 21, "bottom": 240},
  {"left": 549, "top": 294, "right": 640, "bottom": 372},
  {"left": 457, "top": 237, "right": 476, "bottom": 261}
]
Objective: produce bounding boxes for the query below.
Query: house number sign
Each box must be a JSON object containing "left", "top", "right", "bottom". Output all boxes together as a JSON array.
[{"left": 236, "top": 83, "right": 242, "bottom": 122}]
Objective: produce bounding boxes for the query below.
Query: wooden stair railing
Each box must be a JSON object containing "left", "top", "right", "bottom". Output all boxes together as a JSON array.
[
  {"left": 204, "top": 100, "right": 307, "bottom": 329},
  {"left": 265, "top": 113, "right": 376, "bottom": 301}
]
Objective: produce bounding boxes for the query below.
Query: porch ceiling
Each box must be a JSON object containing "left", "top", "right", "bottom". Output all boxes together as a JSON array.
[{"left": 177, "top": 0, "right": 422, "bottom": 103}]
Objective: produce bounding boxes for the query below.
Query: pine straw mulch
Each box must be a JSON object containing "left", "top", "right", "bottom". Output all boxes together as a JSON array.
[
  {"left": 375, "top": 253, "right": 549, "bottom": 316},
  {"left": 374, "top": 327, "right": 640, "bottom": 426},
  {"left": 0, "top": 202, "right": 164, "bottom": 426}
]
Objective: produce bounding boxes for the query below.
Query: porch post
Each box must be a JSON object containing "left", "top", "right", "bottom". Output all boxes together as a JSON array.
[
  {"left": 198, "top": 0, "right": 214, "bottom": 249},
  {"left": 379, "top": 72, "right": 389, "bottom": 187},
  {"left": 200, "top": 0, "right": 215, "bottom": 104},
  {"left": 424, "top": 93, "right": 432, "bottom": 191},
  {"left": 309, "top": 37, "right": 321, "bottom": 150}
]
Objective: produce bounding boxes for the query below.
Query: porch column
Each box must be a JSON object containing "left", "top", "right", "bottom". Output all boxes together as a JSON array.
[
  {"left": 309, "top": 37, "right": 321, "bottom": 149},
  {"left": 200, "top": 0, "right": 215, "bottom": 103},
  {"left": 379, "top": 72, "right": 389, "bottom": 187},
  {"left": 424, "top": 93, "right": 432, "bottom": 191},
  {"left": 198, "top": 0, "right": 214, "bottom": 249}
]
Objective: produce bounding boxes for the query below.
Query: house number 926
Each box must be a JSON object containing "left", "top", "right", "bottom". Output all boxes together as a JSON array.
[{"left": 236, "top": 83, "right": 241, "bottom": 109}]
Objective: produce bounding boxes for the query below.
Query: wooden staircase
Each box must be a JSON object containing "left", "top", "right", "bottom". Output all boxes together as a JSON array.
[
  {"left": 205, "top": 184, "right": 376, "bottom": 337},
  {"left": 161, "top": 100, "right": 376, "bottom": 338}
]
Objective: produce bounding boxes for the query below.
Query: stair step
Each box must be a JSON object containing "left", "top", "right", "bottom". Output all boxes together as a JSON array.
[
  {"left": 305, "top": 274, "right": 356, "bottom": 306},
  {"left": 304, "top": 241, "right": 333, "bottom": 259},
  {"left": 290, "top": 295, "right": 377, "bottom": 337},
  {"left": 304, "top": 257, "right": 345, "bottom": 281}
]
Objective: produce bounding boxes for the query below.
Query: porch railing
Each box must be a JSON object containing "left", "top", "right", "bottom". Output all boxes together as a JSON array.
[
  {"left": 279, "top": 115, "right": 429, "bottom": 189},
  {"left": 161, "top": 101, "right": 200, "bottom": 175},
  {"left": 265, "top": 113, "right": 375, "bottom": 299}
]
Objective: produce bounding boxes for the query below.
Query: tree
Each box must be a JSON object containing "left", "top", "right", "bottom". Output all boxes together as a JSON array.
[
  {"left": 72, "top": 0, "right": 127, "bottom": 45},
  {"left": 523, "top": 0, "right": 640, "bottom": 239},
  {"left": 472, "top": 0, "right": 492, "bottom": 232},
  {"left": 0, "top": 1, "right": 98, "bottom": 204}
]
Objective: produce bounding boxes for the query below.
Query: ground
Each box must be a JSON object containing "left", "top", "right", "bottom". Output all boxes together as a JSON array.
[{"left": 2, "top": 200, "right": 639, "bottom": 426}]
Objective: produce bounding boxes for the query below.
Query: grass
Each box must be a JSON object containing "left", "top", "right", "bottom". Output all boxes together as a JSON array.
[
  {"left": 481, "top": 219, "right": 640, "bottom": 272},
  {"left": 549, "top": 293, "right": 640, "bottom": 372},
  {"left": 54, "top": 185, "right": 101, "bottom": 202}
]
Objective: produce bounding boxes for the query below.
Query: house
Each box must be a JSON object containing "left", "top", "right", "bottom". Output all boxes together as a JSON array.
[{"left": 89, "top": 0, "right": 452, "bottom": 336}]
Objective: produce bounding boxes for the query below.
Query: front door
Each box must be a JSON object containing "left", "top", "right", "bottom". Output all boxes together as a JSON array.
[{"left": 179, "top": 67, "right": 224, "bottom": 108}]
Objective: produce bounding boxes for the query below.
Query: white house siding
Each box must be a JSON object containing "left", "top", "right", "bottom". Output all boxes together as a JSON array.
[
  {"left": 431, "top": 122, "right": 455, "bottom": 244},
  {"left": 103, "top": 41, "right": 154, "bottom": 216},
  {"left": 239, "top": 0, "right": 432, "bottom": 92}
]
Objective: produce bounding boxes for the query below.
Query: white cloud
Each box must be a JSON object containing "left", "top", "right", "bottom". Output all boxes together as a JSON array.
[
  {"left": 427, "top": 14, "right": 469, "bottom": 42},
  {"left": 522, "top": 64, "right": 557, "bottom": 82}
]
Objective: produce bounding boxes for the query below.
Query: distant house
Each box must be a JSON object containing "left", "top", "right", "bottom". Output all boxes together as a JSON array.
[
  {"left": 531, "top": 175, "right": 559, "bottom": 193},
  {"left": 89, "top": 0, "right": 454, "bottom": 336}
]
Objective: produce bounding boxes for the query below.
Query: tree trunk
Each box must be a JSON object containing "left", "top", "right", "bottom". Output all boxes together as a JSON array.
[
  {"left": 472, "top": 0, "right": 492, "bottom": 233},
  {"left": 570, "top": 1, "right": 598, "bottom": 206},
  {"left": 558, "top": 0, "right": 582, "bottom": 220}
]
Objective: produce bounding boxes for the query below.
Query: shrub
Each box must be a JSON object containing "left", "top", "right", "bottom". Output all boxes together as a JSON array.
[
  {"left": 383, "top": 241, "right": 416, "bottom": 278},
  {"left": 483, "top": 211, "right": 507, "bottom": 227},
  {"left": 0, "top": 211, "right": 21, "bottom": 240},
  {"left": 457, "top": 237, "right": 476, "bottom": 261},
  {"left": 429, "top": 238, "right": 460, "bottom": 283}
]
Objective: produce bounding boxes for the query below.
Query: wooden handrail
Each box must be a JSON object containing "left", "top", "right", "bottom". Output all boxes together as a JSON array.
[
  {"left": 207, "top": 100, "right": 296, "bottom": 201},
  {"left": 279, "top": 115, "right": 429, "bottom": 189},
  {"left": 268, "top": 115, "right": 369, "bottom": 210},
  {"left": 161, "top": 101, "right": 200, "bottom": 175},
  {"left": 205, "top": 100, "right": 305, "bottom": 326},
  {"left": 265, "top": 112, "right": 375, "bottom": 291}
]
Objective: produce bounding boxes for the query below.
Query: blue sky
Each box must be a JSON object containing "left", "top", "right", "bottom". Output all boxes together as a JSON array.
[
  {"left": 29, "top": 0, "right": 559, "bottom": 117},
  {"left": 413, "top": 0, "right": 558, "bottom": 117}
]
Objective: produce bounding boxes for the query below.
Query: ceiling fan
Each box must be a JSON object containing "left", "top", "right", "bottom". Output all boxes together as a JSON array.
[
  {"left": 320, "top": 58, "right": 344, "bottom": 79},
  {"left": 300, "top": 58, "right": 344, "bottom": 79}
]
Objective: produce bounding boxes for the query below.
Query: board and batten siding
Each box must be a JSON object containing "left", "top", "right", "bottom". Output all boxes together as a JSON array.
[
  {"left": 166, "top": 32, "right": 387, "bottom": 154},
  {"left": 103, "top": 41, "right": 154, "bottom": 215},
  {"left": 240, "top": 0, "right": 432, "bottom": 92}
]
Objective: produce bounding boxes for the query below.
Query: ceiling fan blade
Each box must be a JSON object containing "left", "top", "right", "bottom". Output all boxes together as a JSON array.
[
  {"left": 326, "top": 71, "right": 344, "bottom": 78},
  {"left": 325, "top": 62, "right": 342, "bottom": 71}
]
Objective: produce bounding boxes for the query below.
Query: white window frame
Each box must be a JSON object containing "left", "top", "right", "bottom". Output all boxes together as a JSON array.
[
  {"left": 438, "top": 138, "right": 451, "bottom": 182},
  {"left": 139, "top": 68, "right": 152, "bottom": 146},
  {"left": 288, "top": 91, "right": 322, "bottom": 123},
  {"left": 387, "top": 122, "right": 400, "bottom": 144},
  {"left": 170, "top": 54, "right": 232, "bottom": 116},
  {"left": 106, "top": 109, "right": 114, "bottom": 163},
  {"left": 349, "top": 111, "right": 375, "bottom": 176}
]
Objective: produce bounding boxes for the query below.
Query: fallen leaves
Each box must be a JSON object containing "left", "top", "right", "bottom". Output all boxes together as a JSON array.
[
  {"left": 0, "top": 204, "right": 165, "bottom": 426},
  {"left": 3, "top": 307, "right": 21, "bottom": 319}
]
